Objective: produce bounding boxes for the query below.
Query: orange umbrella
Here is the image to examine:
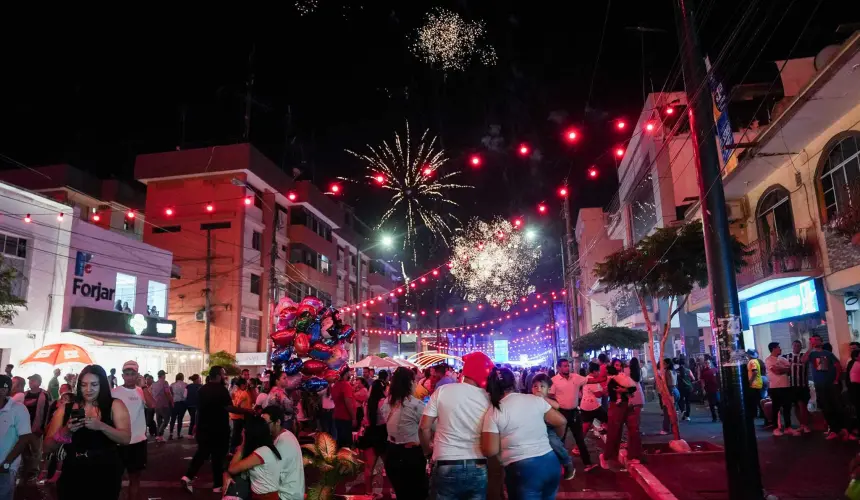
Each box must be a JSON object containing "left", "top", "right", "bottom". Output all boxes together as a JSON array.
[{"left": 19, "top": 344, "right": 94, "bottom": 366}]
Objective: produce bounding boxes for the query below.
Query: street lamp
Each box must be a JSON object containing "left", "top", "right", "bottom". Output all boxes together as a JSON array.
[{"left": 354, "top": 233, "right": 397, "bottom": 361}]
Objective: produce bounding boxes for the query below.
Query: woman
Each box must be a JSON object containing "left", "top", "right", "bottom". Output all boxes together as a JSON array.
[
  {"left": 382, "top": 367, "right": 427, "bottom": 498},
  {"left": 849, "top": 350, "right": 860, "bottom": 431},
  {"left": 358, "top": 379, "right": 388, "bottom": 494},
  {"left": 44, "top": 364, "right": 131, "bottom": 500},
  {"left": 600, "top": 360, "right": 641, "bottom": 469},
  {"left": 224, "top": 416, "right": 283, "bottom": 500},
  {"left": 231, "top": 377, "right": 253, "bottom": 450},
  {"left": 660, "top": 358, "right": 680, "bottom": 435},
  {"left": 169, "top": 372, "right": 187, "bottom": 439},
  {"left": 265, "top": 370, "right": 295, "bottom": 429},
  {"left": 481, "top": 367, "right": 567, "bottom": 500},
  {"left": 353, "top": 377, "right": 370, "bottom": 431},
  {"left": 319, "top": 385, "right": 336, "bottom": 438},
  {"left": 676, "top": 358, "right": 695, "bottom": 421}
]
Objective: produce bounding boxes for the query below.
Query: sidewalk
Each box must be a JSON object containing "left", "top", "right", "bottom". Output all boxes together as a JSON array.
[{"left": 635, "top": 401, "right": 856, "bottom": 499}]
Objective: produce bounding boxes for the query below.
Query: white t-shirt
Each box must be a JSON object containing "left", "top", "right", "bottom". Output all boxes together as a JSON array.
[
  {"left": 249, "top": 446, "right": 282, "bottom": 495},
  {"left": 112, "top": 386, "right": 147, "bottom": 444},
  {"left": 255, "top": 393, "right": 269, "bottom": 408},
  {"left": 765, "top": 356, "right": 790, "bottom": 389},
  {"left": 482, "top": 393, "right": 553, "bottom": 466},
  {"left": 580, "top": 383, "right": 602, "bottom": 411},
  {"left": 423, "top": 383, "right": 490, "bottom": 461},
  {"left": 0, "top": 399, "right": 31, "bottom": 472},
  {"left": 275, "top": 430, "right": 305, "bottom": 500},
  {"left": 549, "top": 373, "right": 587, "bottom": 410}
]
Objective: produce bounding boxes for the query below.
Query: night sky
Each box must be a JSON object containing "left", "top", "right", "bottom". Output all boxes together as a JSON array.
[{"left": 0, "top": 1, "right": 855, "bottom": 312}]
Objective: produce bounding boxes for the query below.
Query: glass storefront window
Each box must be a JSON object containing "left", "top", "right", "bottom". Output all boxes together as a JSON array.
[
  {"left": 115, "top": 273, "right": 137, "bottom": 313},
  {"left": 147, "top": 280, "right": 167, "bottom": 317}
]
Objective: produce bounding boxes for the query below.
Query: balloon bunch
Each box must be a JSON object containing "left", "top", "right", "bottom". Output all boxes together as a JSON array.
[{"left": 270, "top": 295, "right": 354, "bottom": 393}]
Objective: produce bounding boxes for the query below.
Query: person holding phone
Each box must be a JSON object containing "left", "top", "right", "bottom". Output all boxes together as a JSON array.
[{"left": 44, "top": 364, "right": 131, "bottom": 500}]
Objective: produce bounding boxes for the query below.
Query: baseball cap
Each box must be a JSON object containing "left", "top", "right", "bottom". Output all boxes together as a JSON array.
[
  {"left": 27, "top": 374, "right": 41, "bottom": 383},
  {"left": 0, "top": 375, "right": 11, "bottom": 390},
  {"left": 462, "top": 352, "right": 494, "bottom": 389},
  {"left": 122, "top": 360, "right": 140, "bottom": 373}
]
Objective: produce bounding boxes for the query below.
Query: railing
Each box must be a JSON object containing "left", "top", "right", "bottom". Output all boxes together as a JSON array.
[{"left": 736, "top": 228, "right": 821, "bottom": 289}]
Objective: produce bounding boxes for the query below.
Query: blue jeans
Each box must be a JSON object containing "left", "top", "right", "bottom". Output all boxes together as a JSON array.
[
  {"left": 432, "top": 461, "right": 488, "bottom": 500},
  {"left": 662, "top": 387, "right": 680, "bottom": 433},
  {"left": 0, "top": 468, "right": 17, "bottom": 500},
  {"left": 504, "top": 452, "right": 561, "bottom": 500},
  {"left": 546, "top": 426, "right": 572, "bottom": 468}
]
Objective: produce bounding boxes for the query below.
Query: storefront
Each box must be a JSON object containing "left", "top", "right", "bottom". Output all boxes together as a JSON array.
[{"left": 741, "top": 278, "right": 830, "bottom": 356}]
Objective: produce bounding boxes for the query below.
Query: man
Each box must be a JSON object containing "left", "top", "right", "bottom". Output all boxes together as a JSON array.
[
  {"left": 10, "top": 377, "right": 25, "bottom": 403},
  {"left": 377, "top": 369, "right": 390, "bottom": 388},
  {"left": 0, "top": 374, "right": 33, "bottom": 499},
  {"left": 746, "top": 349, "right": 765, "bottom": 424},
  {"left": 229, "top": 377, "right": 252, "bottom": 450},
  {"left": 47, "top": 368, "right": 61, "bottom": 401},
  {"left": 260, "top": 406, "right": 305, "bottom": 499},
  {"left": 182, "top": 366, "right": 232, "bottom": 494},
  {"left": 700, "top": 358, "right": 721, "bottom": 422},
  {"left": 420, "top": 351, "right": 493, "bottom": 500},
  {"left": 4, "top": 365, "right": 12, "bottom": 377},
  {"left": 803, "top": 334, "right": 849, "bottom": 440},
  {"left": 19, "top": 375, "right": 49, "bottom": 480},
  {"left": 151, "top": 370, "right": 173, "bottom": 442},
  {"left": 765, "top": 343, "right": 798, "bottom": 436},
  {"left": 525, "top": 366, "right": 538, "bottom": 394},
  {"left": 433, "top": 364, "right": 455, "bottom": 389},
  {"left": 330, "top": 370, "right": 356, "bottom": 448},
  {"left": 113, "top": 361, "right": 156, "bottom": 500},
  {"left": 185, "top": 374, "right": 202, "bottom": 438},
  {"left": 241, "top": 368, "right": 251, "bottom": 384},
  {"left": 143, "top": 374, "right": 158, "bottom": 438},
  {"left": 785, "top": 339, "right": 812, "bottom": 433},
  {"left": 551, "top": 358, "right": 597, "bottom": 470},
  {"left": 109, "top": 368, "right": 118, "bottom": 389}
]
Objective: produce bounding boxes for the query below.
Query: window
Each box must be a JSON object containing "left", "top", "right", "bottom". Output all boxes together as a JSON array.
[
  {"left": 820, "top": 134, "right": 860, "bottom": 220},
  {"left": 250, "top": 274, "right": 261, "bottom": 295},
  {"left": 630, "top": 169, "right": 657, "bottom": 242},
  {"left": 337, "top": 247, "right": 344, "bottom": 262},
  {"left": 289, "top": 207, "right": 332, "bottom": 241},
  {"left": 147, "top": 280, "right": 167, "bottom": 317},
  {"left": 320, "top": 255, "right": 331, "bottom": 276},
  {"left": 757, "top": 186, "right": 794, "bottom": 240},
  {"left": 240, "top": 316, "right": 248, "bottom": 337},
  {"left": 252, "top": 231, "right": 262, "bottom": 251},
  {"left": 115, "top": 273, "right": 137, "bottom": 312},
  {"left": 248, "top": 318, "right": 261, "bottom": 339},
  {"left": 350, "top": 254, "right": 357, "bottom": 267},
  {"left": 0, "top": 233, "right": 27, "bottom": 300}
]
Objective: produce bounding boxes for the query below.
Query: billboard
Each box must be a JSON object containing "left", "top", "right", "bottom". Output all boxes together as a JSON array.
[
  {"left": 493, "top": 339, "right": 509, "bottom": 363},
  {"left": 746, "top": 279, "right": 820, "bottom": 326}
]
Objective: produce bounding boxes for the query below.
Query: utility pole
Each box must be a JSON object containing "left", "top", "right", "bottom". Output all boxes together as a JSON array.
[
  {"left": 266, "top": 198, "right": 280, "bottom": 369},
  {"left": 204, "top": 229, "right": 213, "bottom": 366},
  {"left": 673, "top": 0, "right": 762, "bottom": 497},
  {"left": 561, "top": 184, "right": 581, "bottom": 345},
  {"left": 354, "top": 249, "right": 362, "bottom": 361}
]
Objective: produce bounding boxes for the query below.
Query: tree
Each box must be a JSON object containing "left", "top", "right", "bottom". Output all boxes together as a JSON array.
[
  {"left": 0, "top": 256, "right": 27, "bottom": 325},
  {"left": 594, "top": 221, "right": 749, "bottom": 441},
  {"left": 572, "top": 323, "right": 648, "bottom": 353},
  {"left": 202, "top": 350, "right": 241, "bottom": 376}
]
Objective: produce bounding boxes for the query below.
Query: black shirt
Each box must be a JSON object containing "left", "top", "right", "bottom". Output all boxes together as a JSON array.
[
  {"left": 186, "top": 383, "right": 202, "bottom": 407},
  {"left": 196, "top": 382, "right": 232, "bottom": 437}
]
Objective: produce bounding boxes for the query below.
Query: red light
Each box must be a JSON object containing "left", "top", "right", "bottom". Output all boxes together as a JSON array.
[
  {"left": 617, "top": 121, "right": 626, "bottom": 130},
  {"left": 565, "top": 129, "right": 578, "bottom": 142},
  {"left": 410, "top": 283, "right": 417, "bottom": 289},
  {"left": 518, "top": 144, "right": 530, "bottom": 156},
  {"left": 92, "top": 214, "right": 101, "bottom": 222},
  {"left": 206, "top": 203, "right": 214, "bottom": 212},
  {"left": 165, "top": 207, "right": 174, "bottom": 216},
  {"left": 538, "top": 204, "right": 547, "bottom": 214},
  {"left": 330, "top": 184, "right": 341, "bottom": 194},
  {"left": 666, "top": 107, "right": 674, "bottom": 115},
  {"left": 588, "top": 167, "right": 598, "bottom": 179},
  {"left": 447, "top": 261, "right": 453, "bottom": 269},
  {"left": 645, "top": 122, "right": 655, "bottom": 132},
  {"left": 615, "top": 148, "right": 625, "bottom": 158},
  {"left": 513, "top": 218, "right": 523, "bottom": 228},
  {"left": 558, "top": 187, "right": 569, "bottom": 197},
  {"left": 420, "top": 277, "right": 427, "bottom": 283},
  {"left": 244, "top": 196, "right": 253, "bottom": 206},
  {"left": 432, "top": 269, "right": 439, "bottom": 276},
  {"left": 287, "top": 192, "right": 297, "bottom": 202},
  {"left": 57, "top": 213, "right": 64, "bottom": 222},
  {"left": 423, "top": 167, "right": 433, "bottom": 176},
  {"left": 470, "top": 155, "right": 481, "bottom": 167},
  {"left": 420, "top": 310, "right": 426, "bottom": 316},
  {"left": 126, "top": 210, "right": 135, "bottom": 219},
  {"left": 24, "top": 214, "right": 31, "bottom": 223},
  {"left": 374, "top": 174, "right": 385, "bottom": 184}
]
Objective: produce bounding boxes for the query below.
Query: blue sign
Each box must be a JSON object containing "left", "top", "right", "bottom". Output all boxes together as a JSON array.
[
  {"left": 493, "top": 339, "right": 509, "bottom": 363},
  {"left": 705, "top": 57, "right": 735, "bottom": 166},
  {"left": 746, "top": 280, "right": 820, "bottom": 326}
]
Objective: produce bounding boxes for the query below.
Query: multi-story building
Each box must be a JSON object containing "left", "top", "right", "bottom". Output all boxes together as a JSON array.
[{"left": 134, "top": 143, "right": 398, "bottom": 368}]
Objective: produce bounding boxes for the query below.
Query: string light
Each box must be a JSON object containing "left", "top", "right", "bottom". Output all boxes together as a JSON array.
[
  {"left": 645, "top": 122, "right": 655, "bottom": 132},
  {"left": 470, "top": 155, "right": 482, "bottom": 167},
  {"left": 615, "top": 147, "right": 625, "bottom": 158},
  {"left": 244, "top": 196, "right": 253, "bottom": 206},
  {"left": 57, "top": 213, "right": 64, "bottom": 222},
  {"left": 565, "top": 129, "right": 578, "bottom": 142},
  {"left": 558, "top": 187, "right": 568, "bottom": 197},
  {"left": 24, "top": 214, "right": 31, "bottom": 223},
  {"left": 205, "top": 203, "right": 215, "bottom": 212},
  {"left": 287, "top": 192, "right": 297, "bottom": 202},
  {"left": 538, "top": 204, "right": 547, "bottom": 214},
  {"left": 329, "top": 184, "right": 341, "bottom": 194},
  {"left": 92, "top": 214, "right": 101, "bottom": 222},
  {"left": 126, "top": 210, "right": 135, "bottom": 219},
  {"left": 165, "top": 207, "right": 174, "bottom": 216}
]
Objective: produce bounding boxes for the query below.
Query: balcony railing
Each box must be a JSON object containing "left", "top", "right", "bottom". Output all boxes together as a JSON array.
[{"left": 736, "top": 228, "right": 821, "bottom": 289}]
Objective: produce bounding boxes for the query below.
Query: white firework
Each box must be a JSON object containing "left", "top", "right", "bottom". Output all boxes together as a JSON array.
[
  {"left": 413, "top": 8, "right": 497, "bottom": 72},
  {"left": 295, "top": 0, "right": 318, "bottom": 16}
]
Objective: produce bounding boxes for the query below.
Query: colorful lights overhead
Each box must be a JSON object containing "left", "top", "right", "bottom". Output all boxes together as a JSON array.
[
  {"left": 165, "top": 207, "right": 174, "bottom": 216},
  {"left": 287, "top": 192, "right": 297, "bottom": 202},
  {"left": 205, "top": 203, "right": 215, "bottom": 212},
  {"left": 244, "top": 196, "right": 253, "bottom": 206}
]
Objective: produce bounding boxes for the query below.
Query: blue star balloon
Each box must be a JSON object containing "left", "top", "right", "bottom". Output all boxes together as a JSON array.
[
  {"left": 270, "top": 347, "right": 293, "bottom": 365},
  {"left": 283, "top": 357, "right": 304, "bottom": 376},
  {"left": 301, "top": 377, "right": 328, "bottom": 393}
]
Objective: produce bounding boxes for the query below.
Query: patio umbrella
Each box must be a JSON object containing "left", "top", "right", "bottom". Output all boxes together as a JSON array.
[
  {"left": 352, "top": 355, "right": 400, "bottom": 369},
  {"left": 19, "top": 344, "right": 94, "bottom": 366}
]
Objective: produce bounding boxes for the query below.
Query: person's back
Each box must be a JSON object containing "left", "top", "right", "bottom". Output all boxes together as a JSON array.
[
  {"left": 426, "top": 382, "right": 489, "bottom": 460},
  {"left": 483, "top": 392, "right": 551, "bottom": 466},
  {"left": 274, "top": 430, "right": 304, "bottom": 499},
  {"left": 197, "top": 381, "right": 230, "bottom": 438}
]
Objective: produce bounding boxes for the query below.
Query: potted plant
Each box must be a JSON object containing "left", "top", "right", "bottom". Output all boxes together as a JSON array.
[
  {"left": 771, "top": 234, "right": 815, "bottom": 272},
  {"left": 302, "top": 432, "right": 364, "bottom": 500}
]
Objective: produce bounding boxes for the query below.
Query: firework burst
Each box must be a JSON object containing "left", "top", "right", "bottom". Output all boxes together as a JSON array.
[
  {"left": 450, "top": 217, "right": 542, "bottom": 306},
  {"left": 345, "top": 122, "right": 471, "bottom": 258},
  {"left": 413, "top": 8, "right": 497, "bottom": 72}
]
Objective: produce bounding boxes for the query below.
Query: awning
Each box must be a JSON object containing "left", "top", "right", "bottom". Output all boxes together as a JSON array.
[{"left": 72, "top": 332, "right": 201, "bottom": 352}]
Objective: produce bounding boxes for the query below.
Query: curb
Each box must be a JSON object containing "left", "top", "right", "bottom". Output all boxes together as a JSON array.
[{"left": 627, "top": 463, "right": 678, "bottom": 500}]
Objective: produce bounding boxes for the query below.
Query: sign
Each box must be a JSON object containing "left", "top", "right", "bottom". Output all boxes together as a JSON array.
[
  {"left": 72, "top": 278, "right": 116, "bottom": 303},
  {"left": 69, "top": 306, "right": 177, "bottom": 338},
  {"left": 705, "top": 57, "right": 737, "bottom": 174},
  {"left": 235, "top": 352, "right": 268, "bottom": 366},
  {"left": 493, "top": 340, "right": 509, "bottom": 363},
  {"left": 746, "top": 279, "right": 820, "bottom": 326}
]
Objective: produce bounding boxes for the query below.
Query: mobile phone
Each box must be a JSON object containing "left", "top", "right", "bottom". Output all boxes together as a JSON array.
[{"left": 70, "top": 408, "right": 85, "bottom": 421}]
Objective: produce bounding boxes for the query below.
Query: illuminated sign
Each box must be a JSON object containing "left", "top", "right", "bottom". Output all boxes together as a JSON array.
[
  {"left": 493, "top": 339, "right": 509, "bottom": 363},
  {"left": 129, "top": 314, "right": 147, "bottom": 335},
  {"left": 746, "top": 280, "right": 819, "bottom": 326},
  {"left": 69, "top": 307, "right": 177, "bottom": 338}
]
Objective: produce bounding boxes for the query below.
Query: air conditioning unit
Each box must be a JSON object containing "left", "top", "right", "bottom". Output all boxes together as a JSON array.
[
  {"left": 726, "top": 199, "right": 748, "bottom": 222},
  {"left": 195, "top": 310, "right": 207, "bottom": 322}
]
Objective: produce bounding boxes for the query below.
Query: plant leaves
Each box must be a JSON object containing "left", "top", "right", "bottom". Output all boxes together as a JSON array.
[
  {"left": 306, "top": 484, "right": 324, "bottom": 500},
  {"left": 318, "top": 462, "right": 335, "bottom": 472},
  {"left": 315, "top": 432, "right": 337, "bottom": 462},
  {"left": 301, "top": 444, "right": 319, "bottom": 457},
  {"left": 302, "top": 456, "right": 314, "bottom": 467}
]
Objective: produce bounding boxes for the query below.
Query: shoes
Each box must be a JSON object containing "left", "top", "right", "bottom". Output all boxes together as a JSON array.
[
  {"left": 571, "top": 447, "right": 581, "bottom": 456},
  {"left": 168, "top": 434, "right": 173, "bottom": 440},
  {"left": 212, "top": 487, "right": 222, "bottom": 493},
  {"left": 658, "top": 430, "right": 669, "bottom": 435},
  {"left": 599, "top": 453, "right": 609, "bottom": 470},
  {"left": 156, "top": 436, "right": 165, "bottom": 443},
  {"left": 181, "top": 476, "right": 193, "bottom": 493},
  {"left": 584, "top": 464, "right": 599, "bottom": 472},
  {"left": 800, "top": 425, "right": 811, "bottom": 434},
  {"left": 684, "top": 417, "right": 691, "bottom": 422},
  {"left": 825, "top": 432, "right": 840, "bottom": 440},
  {"left": 563, "top": 465, "right": 576, "bottom": 480},
  {"left": 772, "top": 428, "right": 783, "bottom": 437},
  {"left": 784, "top": 428, "right": 801, "bottom": 436}
]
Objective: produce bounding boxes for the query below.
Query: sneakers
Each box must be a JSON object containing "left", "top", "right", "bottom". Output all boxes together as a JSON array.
[
  {"left": 180, "top": 476, "right": 193, "bottom": 493},
  {"left": 784, "top": 428, "right": 801, "bottom": 436},
  {"left": 772, "top": 428, "right": 784, "bottom": 437},
  {"left": 571, "top": 447, "right": 581, "bottom": 456},
  {"left": 156, "top": 436, "right": 165, "bottom": 443},
  {"left": 599, "top": 453, "right": 609, "bottom": 470},
  {"left": 800, "top": 425, "right": 812, "bottom": 434},
  {"left": 563, "top": 464, "right": 576, "bottom": 480},
  {"left": 825, "top": 431, "right": 841, "bottom": 440},
  {"left": 658, "top": 430, "right": 669, "bottom": 435},
  {"left": 212, "top": 487, "right": 222, "bottom": 493},
  {"left": 684, "top": 416, "right": 692, "bottom": 422},
  {"left": 584, "top": 464, "right": 599, "bottom": 472}
]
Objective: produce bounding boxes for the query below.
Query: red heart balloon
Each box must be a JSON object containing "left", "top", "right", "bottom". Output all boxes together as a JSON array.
[
  {"left": 322, "top": 369, "right": 339, "bottom": 384},
  {"left": 294, "top": 333, "right": 311, "bottom": 357},
  {"left": 300, "top": 359, "right": 328, "bottom": 376},
  {"left": 296, "top": 303, "right": 317, "bottom": 317},
  {"left": 271, "top": 328, "right": 296, "bottom": 348}
]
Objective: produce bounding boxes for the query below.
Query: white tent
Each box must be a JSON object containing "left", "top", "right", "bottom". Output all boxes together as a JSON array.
[{"left": 352, "top": 355, "right": 400, "bottom": 369}]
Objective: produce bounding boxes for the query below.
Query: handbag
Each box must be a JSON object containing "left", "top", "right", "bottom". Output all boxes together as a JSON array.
[{"left": 223, "top": 472, "right": 251, "bottom": 500}]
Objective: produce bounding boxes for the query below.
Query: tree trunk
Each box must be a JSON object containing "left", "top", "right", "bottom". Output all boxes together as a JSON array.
[{"left": 637, "top": 293, "right": 681, "bottom": 441}]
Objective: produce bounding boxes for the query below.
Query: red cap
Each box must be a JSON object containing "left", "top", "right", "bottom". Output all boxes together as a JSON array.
[{"left": 462, "top": 352, "right": 494, "bottom": 389}]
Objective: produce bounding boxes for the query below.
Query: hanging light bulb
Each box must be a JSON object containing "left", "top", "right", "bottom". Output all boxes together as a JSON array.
[
  {"left": 645, "top": 122, "right": 655, "bottom": 132},
  {"left": 206, "top": 202, "right": 215, "bottom": 212},
  {"left": 126, "top": 210, "right": 136, "bottom": 219},
  {"left": 538, "top": 203, "right": 547, "bottom": 214},
  {"left": 615, "top": 148, "right": 625, "bottom": 158},
  {"left": 24, "top": 214, "right": 31, "bottom": 223},
  {"left": 244, "top": 196, "right": 253, "bottom": 206},
  {"left": 564, "top": 129, "right": 578, "bottom": 142},
  {"left": 329, "top": 183, "right": 341, "bottom": 194},
  {"left": 57, "top": 213, "right": 64, "bottom": 222},
  {"left": 558, "top": 187, "right": 569, "bottom": 197},
  {"left": 470, "top": 155, "right": 482, "bottom": 167},
  {"left": 92, "top": 213, "right": 101, "bottom": 222},
  {"left": 165, "top": 207, "right": 174, "bottom": 216}
]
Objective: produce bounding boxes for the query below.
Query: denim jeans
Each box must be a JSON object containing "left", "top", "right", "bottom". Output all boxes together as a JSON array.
[
  {"left": 170, "top": 401, "right": 187, "bottom": 437},
  {"left": 546, "top": 425, "right": 572, "bottom": 468},
  {"left": 662, "top": 387, "right": 680, "bottom": 433},
  {"left": 0, "top": 467, "right": 18, "bottom": 500},
  {"left": 431, "top": 461, "right": 488, "bottom": 500},
  {"left": 504, "top": 452, "right": 561, "bottom": 500}
]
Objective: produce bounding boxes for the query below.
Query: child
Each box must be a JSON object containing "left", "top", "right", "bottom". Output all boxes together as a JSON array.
[
  {"left": 532, "top": 374, "right": 576, "bottom": 480},
  {"left": 581, "top": 363, "right": 608, "bottom": 437}
]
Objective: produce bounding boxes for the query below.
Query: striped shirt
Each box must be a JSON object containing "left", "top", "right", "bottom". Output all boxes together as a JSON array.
[{"left": 785, "top": 353, "right": 808, "bottom": 387}]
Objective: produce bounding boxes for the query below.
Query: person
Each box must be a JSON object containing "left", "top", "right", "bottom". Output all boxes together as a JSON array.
[
  {"left": 151, "top": 370, "right": 173, "bottom": 442},
  {"left": 10, "top": 376, "right": 25, "bottom": 403},
  {"left": 378, "top": 369, "right": 390, "bottom": 389},
  {"left": 260, "top": 406, "right": 305, "bottom": 499},
  {"left": 676, "top": 358, "right": 694, "bottom": 421},
  {"left": 4, "top": 365, "right": 12, "bottom": 377},
  {"left": 600, "top": 361, "right": 640, "bottom": 469},
  {"left": 785, "top": 339, "right": 812, "bottom": 433},
  {"left": 580, "top": 363, "right": 608, "bottom": 437},
  {"left": 123, "top": 302, "right": 132, "bottom": 313},
  {"left": 626, "top": 357, "right": 645, "bottom": 458},
  {"left": 142, "top": 374, "right": 157, "bottom": 438},
  {"left": 699, "top": 357, "right": 721, "bottom": 422},
  {"left": 330, "top": 369, "right": 357, "bottom": 448},
  {"left": 109, "top": 368, "right": 118, "bottom": 390},
  {"left": 525, "top": 367, "right": 538, "bottom": 394},
  {"left": 319, "top": 385, "right": 336, "bottom": 437},
  {"left": 182, "top": 366, "right": 233, "bottom": 494},
  {"left": 43, "top": 364, "right": 131, "bottom": 500},
  {"left": 550, "top": 358, "right": 596, "bottom": 470},
  {"left": 353, "top": 377, "right": 369, "bottom": 431},
  {"left": 185, "top": 374, "right": 202, "bottom": 438},
  {"left": 169, "top": 373, "right": 188, "bottom": 439},
  {"left": 357, "top": 379, "right": 388, "bottom": 494},
  {"left": 224, "top": 416, "right": 282, "bottom": 500},
  {"left": 765, "top": 342, "right": 798, "bottom": 436},
  {"left": 420, "top": 351, "right": 493, "bottom": 500},
  {"left": 382, "top": 367, "right": 428, "bottom": 499},
  {"left": 247, "top": 378, "right": 260, "bottom": 406},
  {"left": 264, "top": 370, "right": 295, "bottom": 431},
  {"left": 42, "top": 384, "right": 74, "bottom": 483},
  {"left": 112, "top": 361, "right": 155, "bottom": 500},
  {"left": 482, "top": 367, "right": 566, "bottom": 500},
  {"left": 660, "top": 358, "right": 680, "bottom": 435},
  {"left": 433, "top": 363, "right": 455, "bottom": 389},
  {"left": 0, "top": 374, "right": 34, "bottom": 499},
  {"left": 230, "top": 377, "right": 253, "bottom": 450},
  {"left": 48, "top": 368, "right": 61, "bottom": 401},
  {"left": 115, "top": 300, "right": 124, "bottom": 312},
  {"left": 531, "top": 373, "right": 575, "bottom": 480},
  {"left": 21, "top": 374, "right": 50, "bottom": 481},
  {"left": 803, "top": 334, "right": 849, "bottom": 440},
  {"left": 747, "top": 349, "right": 765, "bottom": 424},
  {"left": 849, "top": 350, "right": 860, "bottom": 432}
]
